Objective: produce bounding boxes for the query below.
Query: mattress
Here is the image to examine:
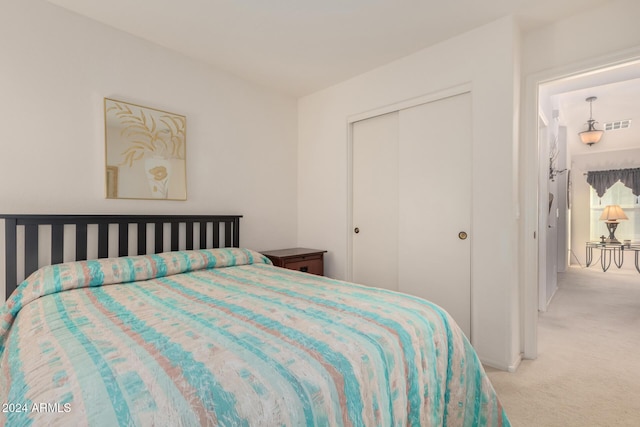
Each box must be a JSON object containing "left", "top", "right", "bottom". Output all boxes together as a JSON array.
[{"left": 1, "top": 248, "right": 509, "bottom": 426}]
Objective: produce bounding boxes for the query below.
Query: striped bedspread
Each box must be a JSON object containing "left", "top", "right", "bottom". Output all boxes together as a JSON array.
[{"left": 1, "top": 248, "right": 509, "bottom": 426}]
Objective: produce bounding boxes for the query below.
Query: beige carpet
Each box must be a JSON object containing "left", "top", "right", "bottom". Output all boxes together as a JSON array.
[{"left": 485, "top": 265, "right": 640, "bottom": 426}]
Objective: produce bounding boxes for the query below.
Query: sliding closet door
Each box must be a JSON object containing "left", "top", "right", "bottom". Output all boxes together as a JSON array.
[
  {"left": 398, "top": 92, "right": 472, "bottom": 337},
  {"left": 352, "top": 112, "right": 399, "bottom": 291}
]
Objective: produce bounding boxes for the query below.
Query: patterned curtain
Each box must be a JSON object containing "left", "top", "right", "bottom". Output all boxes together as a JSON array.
[{"left": 587, "top": 168, "right": 640, "bottom": 197}]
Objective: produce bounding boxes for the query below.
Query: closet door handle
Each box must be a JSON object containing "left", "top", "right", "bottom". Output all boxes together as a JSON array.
[
  {"left": 354, "top": 227, "right": 360, "bottom": 234},
  {"left": 458, "top": 231, "right": 468, "bottom": 240}
]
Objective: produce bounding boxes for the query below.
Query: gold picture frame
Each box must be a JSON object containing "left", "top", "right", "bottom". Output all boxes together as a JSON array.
[
  {"left": 106, "top": 166, "right": 118, "bottom": 199},
  {"left": 104, "top": 98, "right": 187, "bottom": 200}
]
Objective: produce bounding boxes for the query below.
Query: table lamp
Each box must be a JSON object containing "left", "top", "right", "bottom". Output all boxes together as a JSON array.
[{"left": 599, "top": 205, "right": 628, "bottom": 243}]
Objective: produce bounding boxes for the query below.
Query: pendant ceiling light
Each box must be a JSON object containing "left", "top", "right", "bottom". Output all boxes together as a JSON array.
[{"left": 579, "top": 96, "right": 604, "bottom": 146}]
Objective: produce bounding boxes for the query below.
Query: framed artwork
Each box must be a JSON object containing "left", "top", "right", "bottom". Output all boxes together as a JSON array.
[{"left": 104, "top": 98, "right": 186, "bottom": 200}]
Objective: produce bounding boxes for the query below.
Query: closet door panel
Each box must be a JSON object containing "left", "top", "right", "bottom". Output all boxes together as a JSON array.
[
  {"left": 352, "top": 112, "right": 399, "bottom": 291},
  {"left": 398, "top": 92, "right": 472, "bottom": 337}
]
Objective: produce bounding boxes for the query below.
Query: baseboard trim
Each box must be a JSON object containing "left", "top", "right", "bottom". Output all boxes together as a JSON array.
[
  {"left": 508, "top": 353, "right": 523, "bottom": 372},
  {"left": 481, "top": 353, "right": 523, "bottom": 373},
  {"left": 546, "top": 286, "right": 559, "bottom": 309}
]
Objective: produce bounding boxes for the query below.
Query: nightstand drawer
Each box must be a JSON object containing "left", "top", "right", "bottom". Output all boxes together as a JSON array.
[
  {"left": 283, "top": 258, "right": 323, "bottom": 275},
  {"left": 261, "top": 248, "right": 327, "bottom": 276}
]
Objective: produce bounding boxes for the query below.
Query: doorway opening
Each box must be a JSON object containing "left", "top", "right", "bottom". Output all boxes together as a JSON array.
[{"left": 524, "top": 52, "right": 640, "bottom": 359}]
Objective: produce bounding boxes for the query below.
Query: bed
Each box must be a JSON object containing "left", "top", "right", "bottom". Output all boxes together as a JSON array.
[{"left": 1, "top": 214, "right": 509, "bottom": 426}]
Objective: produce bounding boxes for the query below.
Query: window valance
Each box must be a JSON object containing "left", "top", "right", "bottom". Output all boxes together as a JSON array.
[{"left": 586, "top": 168, "right": 640, "bottom": 198}]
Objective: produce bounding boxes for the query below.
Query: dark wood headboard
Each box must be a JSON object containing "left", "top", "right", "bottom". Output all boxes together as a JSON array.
[{"left": 2, "top": 214, "right": 242, "bottom": 300}]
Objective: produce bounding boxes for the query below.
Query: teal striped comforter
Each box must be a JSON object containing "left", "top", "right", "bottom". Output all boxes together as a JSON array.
[{"left": 1, "top": 248, "right": 509, "bottom": 426}]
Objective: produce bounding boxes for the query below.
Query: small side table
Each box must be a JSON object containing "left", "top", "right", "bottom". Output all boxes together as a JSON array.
[
  {"left": 261, "top": 248, "right": 327, "bottom": 276},
  {"left": 586, "top": 242, "right": 623, "bottom": 272}
]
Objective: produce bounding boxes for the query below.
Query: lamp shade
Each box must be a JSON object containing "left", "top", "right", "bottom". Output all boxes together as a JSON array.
[{"left": 599, "top": 205, "right": 628, "bottom": 222}]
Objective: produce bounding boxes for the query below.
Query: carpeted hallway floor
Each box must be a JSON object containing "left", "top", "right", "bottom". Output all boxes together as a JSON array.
[{"left": 485, "top": 265, "right": 640, "bottom": 426}]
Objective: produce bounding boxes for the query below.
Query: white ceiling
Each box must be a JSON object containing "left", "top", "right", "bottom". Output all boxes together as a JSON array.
[
  {"left": 543, "top": 60, "right": 640, "bottom": 158},
  {"left": 46, "top": 0, "right": 611, "bottom": 97}
]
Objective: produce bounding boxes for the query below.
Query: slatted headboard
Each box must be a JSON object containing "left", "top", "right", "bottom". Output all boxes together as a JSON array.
[{"left": 2, "top": 214, "right": 242, "bottom": 299}]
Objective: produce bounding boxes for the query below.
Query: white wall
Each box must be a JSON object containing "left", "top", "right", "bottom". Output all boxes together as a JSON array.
[
  {"left": 298, "top": 17, "right": 521, "bottom": 370},
  {"left": 545, "top": 125, "right": 568, "bottom": 308},
  {"left": 556, "top": 127, "right": 569, "bottom": 274},
  {"left": 522, "top": 0, "right": 640, "bottom": 77},
  {"left": 0, "top": 0, "right": 299, "bottom": 300}
]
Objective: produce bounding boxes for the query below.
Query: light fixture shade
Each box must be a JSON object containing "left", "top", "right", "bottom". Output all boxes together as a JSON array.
[
  {"left": 579, "top": 127, "right": 604, "bottom": 145},
  {"left": 599, "top": 205, "right": 628, "bottom": 222},
  {"left": 579, "top": 97, "right": 604, "bottom": 146}
]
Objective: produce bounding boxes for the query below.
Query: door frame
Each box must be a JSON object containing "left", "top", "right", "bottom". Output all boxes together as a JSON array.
[
  {"left": 522, "top": 47, "right": 640, "bottom": 359},
  {"left": 346, "top": 83, "right": 472, "bottom": 282}
]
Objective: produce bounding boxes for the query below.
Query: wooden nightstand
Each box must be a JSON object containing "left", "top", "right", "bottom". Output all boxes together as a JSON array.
[{"left": 261, "top": 248, "right": 327, "bottom": 276}]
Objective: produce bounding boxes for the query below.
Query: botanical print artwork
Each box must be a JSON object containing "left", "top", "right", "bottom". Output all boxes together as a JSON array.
[{"left": 104, "top": 98, "right": 186, "bottom": 200}]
